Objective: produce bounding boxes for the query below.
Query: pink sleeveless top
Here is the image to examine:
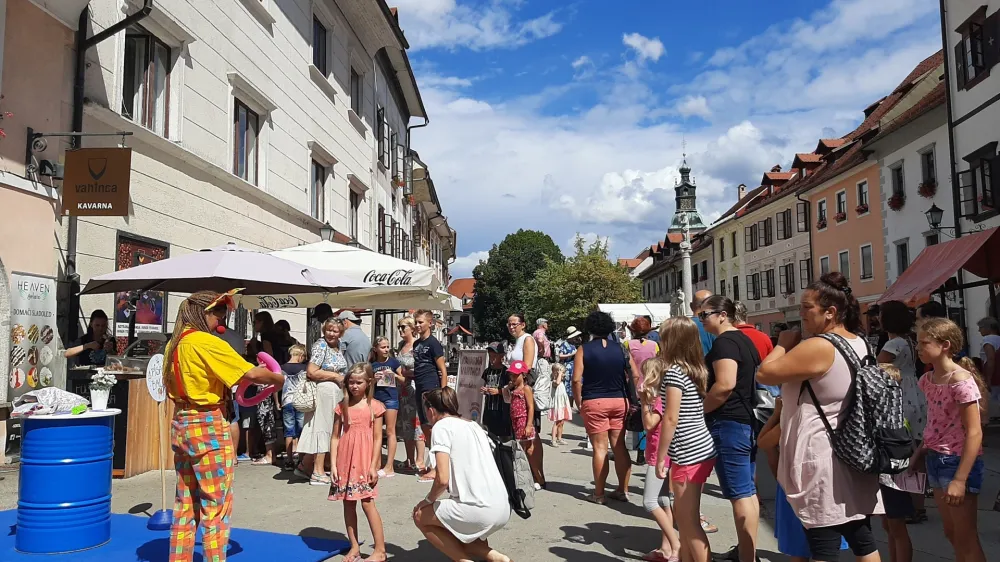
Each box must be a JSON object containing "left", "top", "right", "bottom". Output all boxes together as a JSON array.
[
  {"left": 629, "top": 339, "right": 658, "bottom": 388},
  {"left": 777, "top": 334, "right": 884, "bottom": 528}
]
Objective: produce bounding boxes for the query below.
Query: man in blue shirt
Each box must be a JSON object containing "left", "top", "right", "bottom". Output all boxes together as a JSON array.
[
  {"left": 691, "top": 290, "right": 716, "bottom": 356},
  {"left": 642, "top": 316, "right": 660, "bottom": 342}
]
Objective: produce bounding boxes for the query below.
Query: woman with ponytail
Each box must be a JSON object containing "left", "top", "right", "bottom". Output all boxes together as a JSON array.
[
  {"left": 164, "top": 291, "right": 284, "bottom": 562},
  {"left": 757, "top": 273, "right": 883, "bottom": 562}
]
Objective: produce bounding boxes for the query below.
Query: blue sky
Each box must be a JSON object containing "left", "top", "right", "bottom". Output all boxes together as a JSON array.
[{"left": 393, "top": 0, "right": 942, "bottom": 278}]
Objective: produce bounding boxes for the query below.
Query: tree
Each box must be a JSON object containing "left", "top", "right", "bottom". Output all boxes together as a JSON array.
[
  {"left": 524, "top": 235, "right": 643, "bottom": 337},
  {"left": 472, "top": 230, "right": 564, "bottom": 342}
]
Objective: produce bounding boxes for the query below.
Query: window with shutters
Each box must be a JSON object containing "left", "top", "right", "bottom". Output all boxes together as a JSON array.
[
  {"left": 820, "top": 256, "right": 830, "bottom": 275},
  {"left": 764, "top": 269, "right": 775, "bottom": 298},
  {"left": 839, "top": 250, "right": 850, "bottom": 280},
  {"left": 896, "top": 240, "right": 909, "bottom": 275},
  {"left": 860, "top": 244, "right": 873, "bottom": 280},
  {"left": 391, "top": 220, "right": 400, "bottom": 257},
  {"left": 764, "top": 217, "right": 773, "bottom": 245},
  {"left": 817, "top": 199, "right": 828, "bottom": 228},
  {"left": 732, "top": 276, "right": 740, "bottom": 301},
  {"left": 776, "top": 210, "right": 787, "bottom": 240},
  {"left": 719, "top": 238, "right": 725, "bottom": 261},
  {"left": 233, "top": 99, "right": 260, "bottom": 185},
  {"left": 891, "top": 165, "right": 905, "bottom": 197},
  {"left": 349, "top": 190, "right": 360, "bottom": 241},
  {"left": 920, "top": 149, "right": 936, "bottom": 186},
  {"left": 779, "top": 263, "right": 795, "bottom": 295},
  {"left": 376, "top": 107, "right": 385, "bottom": 168},
  {"left": 377, "top": 205, "right": 386, "bottom": 254},
  {"left": 959, "top": 143, "right": 1000, "bottom": 218},
  {"left": 757, "top": 220, "right": 766, "bottom": 248},
  {"left": 384, "top": 213, "right": 393, "bottom": 256},
  {"left": 720, "top": 279, "right": 726, "bottom": 297},
  {"left": 836, "top": 190, "right": 847, "bottom": 215},
  {"left": 745, "top": 225, "right": 758, "bottom": 252},
  {"left": 796, "top": 201, "right": 808, "bottom": 232},
  {"left": 122, "top": 26, "right": 171, "bottom": 137},
  {"left": 310, "top": 159, "right": 326, "bottom": 221},
  {"left": 747, "top": 274, "right": 760, "bottom": 300},
  {"left": 390, "top": 132, "right": 399, "bottom": 181},
  {"left": 857, "top": 181, "right": 869, "bottom": 212},
  {"left": 312, "top": 17, "right": 328, "bottom": 75},
  {"left": 731, "top": 231, "right": 738, "bottom": 258},
  {"left": 700, "top": 260, "right": 708, "bottom": 281},
  {"left": 799, "top": 259, "right": 812, "bottom": 290},
  {"left": 953, "top": 8, "right": 997, "bottom": 90}
]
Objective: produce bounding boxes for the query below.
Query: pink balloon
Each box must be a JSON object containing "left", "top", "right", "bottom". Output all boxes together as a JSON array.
[{"left": 235, "top": 352, "right": 280, "bottom": 407}]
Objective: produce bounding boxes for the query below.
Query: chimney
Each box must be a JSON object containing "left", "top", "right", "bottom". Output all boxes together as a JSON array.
[
  {"left": 771, "top": 164, "right": 782, "bottom": 173},
  {"left": 737, "top": 183, "right": 747, "bottom": 200}
]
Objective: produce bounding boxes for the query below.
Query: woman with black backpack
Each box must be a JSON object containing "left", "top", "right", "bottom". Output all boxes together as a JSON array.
[{"left": 757, "top": 273, "right": 883, "bottom": 562}]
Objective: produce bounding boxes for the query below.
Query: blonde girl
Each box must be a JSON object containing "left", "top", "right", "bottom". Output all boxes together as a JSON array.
[
  {"left": 548, "top": 363, "right": 573, "bottom": 445},
  {"left": 655, "top": 317, "right": 716, "bottom": 562},
  {"left": 330, "top": 363, "right": 387, "bottom": 562},
  {"left": 370, "top": 336, "right": 404, "bottom": 477},
  {"left": 164, "top": 291, "right": 284, "bottom": 562},
  {"left": 639, "top": 357, "right": 681, "bottom": 562},
  {"left": 914, "top": 318, "right": 987, "bottom": 562}
]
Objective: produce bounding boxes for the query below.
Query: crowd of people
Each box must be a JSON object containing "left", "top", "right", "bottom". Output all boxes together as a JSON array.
[{"left": 156, "top": 273, "right": 996, "bottom": 562}]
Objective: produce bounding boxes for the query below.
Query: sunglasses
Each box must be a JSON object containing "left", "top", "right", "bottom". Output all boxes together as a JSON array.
[{"left": 697, "top": 310, "right": 722, "bottom": 321}]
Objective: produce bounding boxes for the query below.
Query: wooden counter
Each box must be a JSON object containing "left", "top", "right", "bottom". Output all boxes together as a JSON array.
[{"left": 67, "top": 372, "right": 173, "bottom": 478}]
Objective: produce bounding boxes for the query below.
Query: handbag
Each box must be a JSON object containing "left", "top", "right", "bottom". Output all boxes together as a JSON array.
[
  {"left": 621, "top": 343, "right": 643, "bottom": 433},
  {"left": 291, "top": 377, "right": 317, "bottom": 413},
  {"left": 486, "top": 431, "right": 532, "bottom": 519}
]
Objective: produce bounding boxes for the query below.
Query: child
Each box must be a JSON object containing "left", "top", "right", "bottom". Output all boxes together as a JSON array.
[
  {"left": 914, "top": 318, "right": 988, "bottom": 562},
  {"left": 412, "top": 309, "right": 447, "bottom": 482},
  {"left": 280, "top": 344, "right": 308, "bottom": 471},
  {"left": 655, "top": 317, "right": 716, "bottom": 562},
  {"left": 370, "top": 337, "right": 402, "bottom": 478},
  {"left": 480, "top": 342, "right": 510, "bottom": 439},
  {"left": 639, "top": 357, "right": 681, "bottom": 562},
  {"left": 548, "top": 363, "right": 573, "bottom": 445},
  {"left": 504, "top": 360, "right": 536, "bottom": 443},
  {"left": 329, "top": 363, "right": 388, "bottom": 562},
  {"left": 877, "top": 363, "right": 916, "bottom": 562}
]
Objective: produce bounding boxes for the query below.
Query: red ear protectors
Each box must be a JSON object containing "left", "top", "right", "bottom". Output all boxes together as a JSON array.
[{"left": 216, "top": 326, "right": 227, "bottom": 334}]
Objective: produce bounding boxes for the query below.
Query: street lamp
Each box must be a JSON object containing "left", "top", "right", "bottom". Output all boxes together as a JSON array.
[
  {"left": 319, "top": 222, "right": 335, "bottom": 242},
  {"left": 924, "top": 204, "right": 944, "bottom": 231}
]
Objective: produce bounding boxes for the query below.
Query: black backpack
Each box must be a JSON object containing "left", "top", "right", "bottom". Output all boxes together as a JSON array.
[{"left": 802, "top": 333, "right": 914, "bottom": 475}]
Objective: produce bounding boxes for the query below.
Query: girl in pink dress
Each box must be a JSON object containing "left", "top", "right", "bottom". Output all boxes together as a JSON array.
[
  {"left": 329, "top": 363, "right": 387, "bottom": 562},
  {"left": 504, "top": 360, "right": 535, "bottom": 441}
]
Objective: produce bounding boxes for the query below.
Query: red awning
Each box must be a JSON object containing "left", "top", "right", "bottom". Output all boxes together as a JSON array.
[
  {"left": 447, "top": 325, "right": 473, "bottom": 336},
  {"left": 878, "top": 227, "right": 1000, "bottom": 304}
]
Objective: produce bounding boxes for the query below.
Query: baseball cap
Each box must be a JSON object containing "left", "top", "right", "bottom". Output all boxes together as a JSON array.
[
  {"left": 337, "top": 310, "right": 361, "bottom": 322},
  {"left": 507, "top": 360, "right": 530, "bottom": 375},
  {"left": 487, "top": 342, "right": 504, "bottom": 354},
  {"left": 310, "top": 303, "right": 333, "bottom": 319}
]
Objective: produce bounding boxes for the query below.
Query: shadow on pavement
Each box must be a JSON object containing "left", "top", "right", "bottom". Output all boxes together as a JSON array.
[
  {"left": 559, "top": 521, "right": 662, "bottom": 560},
  {"left": 544, "top": 480, "right": 648, "bottom": 518},
  {"left": 385, "top": 538, "right": 454, "bottom": 560}
]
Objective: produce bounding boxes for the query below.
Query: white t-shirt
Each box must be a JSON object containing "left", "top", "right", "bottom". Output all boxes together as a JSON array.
[
  {"left": 980, "top": 334, "right": 1000, "bottom": 364},
  {"left": 881, "top": 336, "right": 916, "bottom": 378},
  {"left": 430, "top": 416, "right": 509, "bottom": 507}
]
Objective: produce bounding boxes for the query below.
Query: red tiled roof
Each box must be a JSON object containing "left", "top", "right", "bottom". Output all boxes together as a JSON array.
[
  {"left": 634, "top": 247, "right": 652, "bottom": 260},
  {"left": 869, "top": 82, "right": 946, "bottom": 144},
  {"left": 666, "top": 233, "right": 684, "bottom": 245},
  {"left": 763, "top": 171, "right": 796, "bottom": 184},
  {"left": 447, "top": 278, "right": 475, "bottom": 300},
  {"left": 618, "top": 258, "right": 643, "bottom": 268},
  {"left": 718, "top": 185, "right": 768, "bottom": 222},
  {"left": 794, "top": 153, "right": 822, "bottom": 164}
]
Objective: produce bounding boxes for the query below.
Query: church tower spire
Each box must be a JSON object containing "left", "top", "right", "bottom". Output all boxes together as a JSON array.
[{"left": 668, "top": 151, "right": 707, "bottom": 234}]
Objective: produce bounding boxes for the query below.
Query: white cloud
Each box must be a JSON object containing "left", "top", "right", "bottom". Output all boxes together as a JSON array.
[
  {"left": 393, "top": 0, "right": 562, "bottom": 51},
  {"left": 676, "top": 95, "right": 712, "bottom": 119},
  {"left": 450, "top": 250, "right": 490, "bottom": 279},
  {"left": 571, "top": 56, "right": 592, "bottom": 70},
  {"left": 622, "top": 32, "right": 665, "bottom": 63}
]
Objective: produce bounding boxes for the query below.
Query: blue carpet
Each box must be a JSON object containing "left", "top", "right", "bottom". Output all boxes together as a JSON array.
[{"left": 0, "top": 510, "right": 352, "bottom": 561}]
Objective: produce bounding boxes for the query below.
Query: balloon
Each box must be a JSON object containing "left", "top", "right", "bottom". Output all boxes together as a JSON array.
[{"left": 235, "top": 352, "right": 280, "bottom": 407}]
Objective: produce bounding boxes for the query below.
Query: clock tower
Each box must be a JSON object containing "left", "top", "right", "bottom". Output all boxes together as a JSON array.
[{"left": 668, "top": 155, "right": 707, "bottom": 234}]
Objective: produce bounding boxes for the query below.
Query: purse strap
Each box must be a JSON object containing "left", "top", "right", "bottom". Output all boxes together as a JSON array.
[{"left": 801, "top": 333, "right": 863, "bottom": 439}]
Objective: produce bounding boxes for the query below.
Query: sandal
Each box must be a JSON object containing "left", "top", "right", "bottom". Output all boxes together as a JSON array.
[
  {"left": 607, "top": 490, "right": 629, "bottom": 502},
  {"left": 585, "top": 493, "right": 606, "bottom": 505},
  {"left": 701, "top": 515, "right": 718, "bottom": 534},
  {"left": 310, "top": 473, "right": 332, "bottom": 486},
  {"left": 251, "top": 458, "right": 270, "bottom": 466},
  {"left": 642, "top": 550, "right": 670, "bottom": 562}
]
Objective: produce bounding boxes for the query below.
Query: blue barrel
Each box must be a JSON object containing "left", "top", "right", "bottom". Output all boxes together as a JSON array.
[{"left": 16, "top": 410, "right": 118, "bottom": 554}]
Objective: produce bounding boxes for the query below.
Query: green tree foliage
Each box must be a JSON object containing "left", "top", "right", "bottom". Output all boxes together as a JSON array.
[
  {"left": 471, "top": 230, "right": 564, "bottom": 342},
  {"left": 524, "top": 235, "right": 643, "bottom": 337}
]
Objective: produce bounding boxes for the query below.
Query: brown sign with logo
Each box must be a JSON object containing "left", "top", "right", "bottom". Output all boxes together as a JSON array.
[{"left": 62, "top": 147, "right": 132, "bottom": 216}]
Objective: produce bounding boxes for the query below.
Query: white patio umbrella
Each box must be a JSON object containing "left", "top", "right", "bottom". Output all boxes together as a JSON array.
[{"left": 242, "top": 240, "right": 461, "bottom": 311}]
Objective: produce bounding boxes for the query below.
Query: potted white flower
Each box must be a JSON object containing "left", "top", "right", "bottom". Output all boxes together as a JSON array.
[{"left": 89, "top": 371, "right": 117, "bottom": 411}]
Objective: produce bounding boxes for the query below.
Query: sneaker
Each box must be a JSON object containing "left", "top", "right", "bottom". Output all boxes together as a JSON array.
[
  {"left": 533, "top": 482, "right": 542, "bottom": 491},
  {"left": 236, "top": 454, "right": 251, "bottom": 462}
]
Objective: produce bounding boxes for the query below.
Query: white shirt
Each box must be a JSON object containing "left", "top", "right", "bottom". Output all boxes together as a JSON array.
[
  {"left": 981, "top": 334, "right": 1000, "bottom": 364},
  {"left": 430, "top": 416, "right": 509, "bottom": 508},
  {"left": 505, "top": 333, "right": 535, "bottom": 367},
  {"left": 881, "top": 336, "right": 917, "bottom": 378}
]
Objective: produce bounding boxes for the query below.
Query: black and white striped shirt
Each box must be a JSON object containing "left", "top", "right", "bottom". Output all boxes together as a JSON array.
[{"left": 659, "top": 364, "right": 716, "bottom": 466}]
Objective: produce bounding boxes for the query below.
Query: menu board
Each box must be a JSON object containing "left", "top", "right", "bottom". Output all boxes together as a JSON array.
[{"left": 8, "top": 272, "right": 58, "bottom": 403}]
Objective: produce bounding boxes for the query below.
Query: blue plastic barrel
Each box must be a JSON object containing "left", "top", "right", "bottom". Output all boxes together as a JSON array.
[{"left": 16, "top": 409, "right": 120, "bottom": 554}]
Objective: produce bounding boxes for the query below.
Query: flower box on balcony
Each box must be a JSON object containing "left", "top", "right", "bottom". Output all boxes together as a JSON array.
[
  {"left": 834, "top": 212, "right": 847, "bottom": 223},
  {"left": 816, "top": 218, "right": 827, "bottom": 230},
  {"left": 888, "top": 193, "right": 905, "bottom": 211},
  {"left": 855, "top": 203, "right": 869, "bottom": 215},
  {"left": 978, "top": 195, "right": 994, "bottom": 211},
  {"left": 918, "top": 180, "right": 937, "bottom": 198}
]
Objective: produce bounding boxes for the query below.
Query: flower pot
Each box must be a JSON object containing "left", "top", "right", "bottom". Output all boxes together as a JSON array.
[{"left": 90, "top": 387, "right": 110, "bottom": 411}]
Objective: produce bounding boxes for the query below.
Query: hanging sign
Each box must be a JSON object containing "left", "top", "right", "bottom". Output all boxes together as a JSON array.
[
  {"left": 62, "top": 147, "right": 132, "bottom": 216},
  {"left": 9, "top": 273, "right": 57, "bottom": 404}
]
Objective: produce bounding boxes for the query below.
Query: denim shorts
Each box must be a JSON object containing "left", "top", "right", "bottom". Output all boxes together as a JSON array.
[
  {"left": 282, "top": 404, "right": 304, "bottom": 439},
  {"left": 709, "top": 418, "right": 757, "bottom": 500},
  {"left": 925, "top": 450, "right": 984, "bottom": 494}
]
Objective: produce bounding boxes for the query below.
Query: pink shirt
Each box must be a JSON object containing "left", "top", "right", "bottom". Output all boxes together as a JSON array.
[
  {"left": 645, "top": 397, "right": 665, "bottom": 464},
  {"left": 918, "top": 371, "right": 982, "bottom": 456},
  {"left": 532, "top": 328, "right": 551, "bottom": 359}
]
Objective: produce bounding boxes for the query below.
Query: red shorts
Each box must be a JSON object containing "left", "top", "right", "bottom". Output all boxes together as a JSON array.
[
  {"left": 580, "top": 398, "right": 627, "bottom": 435},
  {"left": 671, "top": 458, "right": 716, "bottom": 484}
]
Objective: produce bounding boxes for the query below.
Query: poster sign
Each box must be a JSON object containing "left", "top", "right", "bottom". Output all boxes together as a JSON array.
[
  {"left": 8, "top": 273, "right": 58, "bottom": 403},
  {"left": 455, "top": 350, "right": 487, "bottom": 422},
  {"left": 145, "top": 354, "right": 165, "bottom": 402},
  {"left": 114, "top": 236, "right": 168, "bottom": 341},
  {"left": 62, "top": 147, "right": 132, "bottom": 216}
]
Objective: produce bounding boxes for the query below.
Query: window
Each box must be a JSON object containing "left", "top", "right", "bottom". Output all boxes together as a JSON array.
[
  {"left": 958, "top": 144, "right": 1000, "bottom": 217},
  {"left": 779, "top": 263, "right": 795, "bottom": 295},
  {"left": 719, "top": 279, "right": 727, "bottom": 297},
  {"left": 310, "top": 159, "right": 326, "bottom": 221},
  {"left": 896, "top": 240, "right": 909, "bottom": 275},
  {"left": 349, "top": 190, "right": 360, "bottom": 240},
  {"left": 763, "top": 269, "right": 775, "bottom": 298},
  {"left": 799, "top": 259, "right": 812, "bottom": 290},
  {"left": 891, "top": 165, "right": 905, "bottom": 197},
  {"left": 744, "top": 224, "right": 758, "bottom": 252},
  {"left": 860, "top": 244, "right": 873, "bottom": 280},
  {"left": 377, "top": 205, "right": 386, "bottom": 254},
  {"left": 390, "top": 132, "right": 399, "bottom": 181},
  {"left": 838, "top": 250, "right": 850, "bottom": 280},
  {"left": 731, "top": 231, "right": 737, "bottom": 258},
  {"left": 700, "top": 260, "right": 708, "bottom": 281},
  {"left": 820, "top": 256, "right": 830, "bottom": 275},
  {"left": 312, "top": 17, "right": 328, "bottom": 75},
  {"left": 953, "top": 9, "right": 997, "bottom": 90},
  {"left": 233, "top": 99, "right": 260, "bottom": 184},
  {"left": 857, "top": 181, "right": 869, "bottom": 209},
  {"left": 350, "top": 69, "right": 362, "bottom": 115},
  {"left": 746, "top": 273, "right": 761, "bottom": 300},
  {"left": 921, "top": 150, "right": 936, "bottom": 185},
  {"left": 817, "top": 200, "right": 827, "bottom": 224},
  {"left": 122, "top": 26, "right": 171, "bottom": 136},
  {"left": 836, "top": 190, "right": 847, "bottom": 215},
  {"left": 732, "top": 276, "right": 740, "bottom": 301},
  {"left": 391, "top": 220, "right": 400, "bottom": 258},
  {"left": 376, "top": 106, "right": 385, "bottom": 166},
  {"left": 383, "top": 212, "right": 393, "bottom": 255},
  {"left": 796, "top": 201, "right": 809, "bottom": 232},
  {"left": 925, "top": 232, "right": 939, "bottom": 247},
  {"left": 719, "top": 238, "right": 725, "bottom": 261},
  {"left": 776, "top": 209, "right": 793, "bottom": 240}
]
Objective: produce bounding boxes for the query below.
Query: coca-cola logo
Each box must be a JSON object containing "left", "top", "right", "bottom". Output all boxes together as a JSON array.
[
  {"left": 363, "top": 269, "right": 414, "bottom": 286},
  {"left": 257, "top": 295, "right": 299, "bottom": 308}
]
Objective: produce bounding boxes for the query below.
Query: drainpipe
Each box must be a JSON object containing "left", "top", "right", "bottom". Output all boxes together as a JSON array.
[{"left": 66, "top": 0, "right": 153, "bottom": 342}]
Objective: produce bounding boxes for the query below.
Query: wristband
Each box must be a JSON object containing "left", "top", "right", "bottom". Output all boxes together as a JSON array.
[{"left": 424, "top": 495, "right": 436, "bottom": 503}]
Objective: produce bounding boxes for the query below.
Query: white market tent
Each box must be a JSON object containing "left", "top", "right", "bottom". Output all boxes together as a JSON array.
[{"left": 597, "top": 303, "right": 672, "bottom": 324}]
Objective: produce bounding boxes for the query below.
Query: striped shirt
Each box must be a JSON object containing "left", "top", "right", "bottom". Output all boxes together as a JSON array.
[{"left": 660, "top": 364, "right": 716, "bottom": 466}]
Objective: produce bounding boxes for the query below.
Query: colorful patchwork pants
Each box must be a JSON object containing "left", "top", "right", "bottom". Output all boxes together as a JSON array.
[{"left": 170, "top": 406, "right": 235, "bottom": 562}]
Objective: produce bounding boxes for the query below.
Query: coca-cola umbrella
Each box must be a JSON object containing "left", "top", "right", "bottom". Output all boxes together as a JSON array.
[
  {"left": 80, "top": 243, "right": 364, "bottom": 296},
  {"left": 253, "top": 240, "right": 461, "bottom": 311}
]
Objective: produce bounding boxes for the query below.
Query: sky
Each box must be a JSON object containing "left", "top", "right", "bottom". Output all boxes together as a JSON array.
[{"left": 394, "top": 0, "right": 943, "bottom": 279}]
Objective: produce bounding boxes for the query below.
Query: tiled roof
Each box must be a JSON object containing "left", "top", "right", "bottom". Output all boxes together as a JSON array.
[
  {"left": 794, "top": 153, "right": 822, "bottom": 164},
  {"left": 666, "top": 233, "right": 685, "bottom": 244},
  {"left": 869, "top": 81, "right": 946, "bottom": 144},
  {"left": 618, "top": 258, "right": 643, "bottom": 268},
  {"left": 715, "top": 185, "right": 768, "bottom": 223},
  {"left": 763, "top": 171, "right": 796, "bottom": 183},
  {"left": 447, "top": 278, "right": 475, "bottom": 300}
]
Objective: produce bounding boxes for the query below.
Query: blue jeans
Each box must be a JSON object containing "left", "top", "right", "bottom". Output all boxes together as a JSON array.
[
  {"left": 709, "top": 418, "right": 757, "bottom": 500},
  {"left": 282, "top": 404, "right": 304, "bottom": 439},
  {"left": 926, "top": 450, "right": 984, "bottom": 493}
]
